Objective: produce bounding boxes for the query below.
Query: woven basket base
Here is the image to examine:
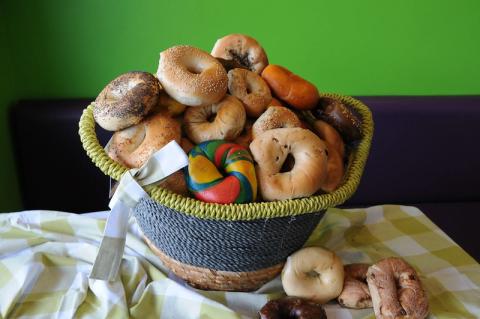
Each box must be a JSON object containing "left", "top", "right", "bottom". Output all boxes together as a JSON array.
[{"left": 144, "top": 236, "right": 284, "bottom": 291}]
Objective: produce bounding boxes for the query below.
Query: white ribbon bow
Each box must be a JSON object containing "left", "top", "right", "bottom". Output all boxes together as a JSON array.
[{"left": 90, "top": 140, "right": 188, "bottom": 281}]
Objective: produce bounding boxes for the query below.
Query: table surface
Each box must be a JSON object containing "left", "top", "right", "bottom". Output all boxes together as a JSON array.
[{"left": 0, "top": 205, "right": 479, "bottom": 318}]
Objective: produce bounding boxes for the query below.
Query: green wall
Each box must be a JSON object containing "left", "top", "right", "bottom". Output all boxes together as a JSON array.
[{"left": 1, "top": 0, "right": 480, "bottom": 211}]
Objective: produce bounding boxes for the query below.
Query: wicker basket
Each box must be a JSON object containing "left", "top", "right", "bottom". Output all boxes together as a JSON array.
[{"left": 79, "top": 93, "right": 373, "bottom": 291}]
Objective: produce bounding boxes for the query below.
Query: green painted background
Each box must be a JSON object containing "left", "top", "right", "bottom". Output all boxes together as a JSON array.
[{"left": 1, "top": 0, "right": 479, "bottom": 211}]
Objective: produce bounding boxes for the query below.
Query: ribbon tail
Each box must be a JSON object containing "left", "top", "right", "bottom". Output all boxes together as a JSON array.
[{"left": 90, "top": 200, "right": 130, "bottom": 281}]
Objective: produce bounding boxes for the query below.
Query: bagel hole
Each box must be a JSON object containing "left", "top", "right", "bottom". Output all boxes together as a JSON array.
[
  {"left": 228, "top": 50, "right": 252, "bottom": 69},
  {"left": 186, "top": 64, "right": 203, "bottom": 75},
  {"left": 246, "top": 82, "right": 253, "bottom": 94},
  {"left": 207, "top": 113, "right": 217, "bottom": 123},
  {"left": 280, "top": 154, "right": 295, "bottom": 173},
  {"left": 306, "top": 270, "right": 320, "bottom": 278}
]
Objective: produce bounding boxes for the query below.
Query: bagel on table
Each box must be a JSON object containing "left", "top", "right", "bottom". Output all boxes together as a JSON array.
[
  {"left": 259, "top": 297, "right": 327, "bottom": 319},
  {"left": 367, "top": 257, "right": 429, "bottom": 319},
  {"left": 338, "top": 263, "right": 372, "bottom": 309},
  {"left": 281, "top": 246, "right": 345, "bottom": 304}
]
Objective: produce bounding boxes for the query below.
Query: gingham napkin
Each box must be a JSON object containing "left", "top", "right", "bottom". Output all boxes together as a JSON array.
[{"left": 0, "top": 205, "right": 478, "bottom": 318}]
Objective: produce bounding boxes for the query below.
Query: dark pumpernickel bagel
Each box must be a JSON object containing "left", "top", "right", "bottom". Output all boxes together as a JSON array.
[
  {"left": 259, "top": 297, "right": 327, "bottom": 319},
  {"left": 313, "top": 97, "right": 362, "bottom": 143}
]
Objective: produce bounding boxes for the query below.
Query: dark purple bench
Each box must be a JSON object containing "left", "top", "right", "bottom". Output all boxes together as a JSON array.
[{"left": 9, "top": 96, "right": 480, "bottom": 260}]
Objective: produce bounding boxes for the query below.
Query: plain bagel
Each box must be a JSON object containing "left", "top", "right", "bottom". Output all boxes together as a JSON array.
[
  {"left": 249, "top": 127, "right": 328, "bottom": 201},
  {"left": 281, "top": 246, "right": 345, "bottom": 304},
  {"left": 183, "top": 95, "right": 246, "bottom": 144},
  {"left": 228, "top": 68, "right": 272, "bottom": 117},
  {"left": 106, "top": 111, "right": 181, "bottom": 168}
]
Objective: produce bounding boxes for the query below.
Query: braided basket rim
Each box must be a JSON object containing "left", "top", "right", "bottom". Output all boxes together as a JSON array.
[{"left": 79, "top": 93, "right": 373, "bottom": 221}]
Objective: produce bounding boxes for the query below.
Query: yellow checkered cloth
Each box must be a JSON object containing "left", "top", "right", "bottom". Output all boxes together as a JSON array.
[{"left": 0, "top": 205, "right": 478, "bottom": 318}]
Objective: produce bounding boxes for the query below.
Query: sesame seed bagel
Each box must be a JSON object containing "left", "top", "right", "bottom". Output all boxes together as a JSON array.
[
  {"left": 252, "top": 106, "right": 302, "bottom": 139},
  {"left": 157, "top": 45, "right": 228, "bottom": 107}
]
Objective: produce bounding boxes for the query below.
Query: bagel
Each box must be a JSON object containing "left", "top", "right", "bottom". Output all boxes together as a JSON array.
[
  {"left": 211, "top": 34, "right": 269, "bottom": 74},
  {"left": 106, "top": 112, "right": 187, "bottom": 195},
  {"left": 311, "top": 120, "right": 345, "bottom": 159},
  {"left": 183, "top": 95, "right": 246, "bottom": 144},
  {"left": 94, "top": 71, "right": 160, "bottom": 131},
  {"left": 268, "top": 97, "right": 284, "bottom": 107},
  {"left": 311, "top": 120, "right": 346, "bottom": 192},
  {"left": 227, "top": 68, "right": 272, "bottom": 117},
  {"left": 367, "top": 257, "right": 429, "bottom": 319},
  {"left": 249, "top": 127, "right": 328, "bottom": 201},
  {"left": 313, "top": 97, "right": 362, "bottom": 143},
  {"left": 261, "top": 65, "right": 319, "bottom": 110},
  {"left": 321, "top": 145, "right": 345, "bottom": 193},
  {"left": 106, "top": 111, "right": 181, "bottom": 168},
  {"left": 185, "top": 140, "right": 257, "bottom": 204},
  {"left": 180, "top": 137, "right": 195, "bottom": 154},
  {"left": 281, "top": 246, "right": 345, "bottom": 304},
  {"left": 259, "top": 297, "right": 326, "bottom": 319},
  {"left": 154, "top": 90, "right": 187, "bottom": 117},
  {"left": 338, "top": 263, "right": 372, "bottom": 309},
  {"left": 156, "top": 45, "right": 228, "bottom": 107},
  {"left": 215, "top": 57, "right": 249, "bottom": 72},
  {"left": 234, "top": 119, "right": 254, "bottom": 148},
  {"left": 252, "top": 106, "right": 302, "bottom": 139}
]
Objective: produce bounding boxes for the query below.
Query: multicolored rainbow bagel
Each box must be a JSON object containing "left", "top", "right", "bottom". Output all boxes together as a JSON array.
[{"left": 185, "top": 140, "right": 257, "bottom": 204}]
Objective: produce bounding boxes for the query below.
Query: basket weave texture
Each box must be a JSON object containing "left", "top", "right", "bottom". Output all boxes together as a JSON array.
[{"left": 79, "top": 93, "right": 373, "bottom": 291}]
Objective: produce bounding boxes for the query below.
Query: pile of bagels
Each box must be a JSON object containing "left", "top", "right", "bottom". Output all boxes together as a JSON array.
[
  {"left": 259, "top": 246, "right": 429, "bottom": 319},
  {"left": 91, "top": 34, "right": 430, "bottom": 319},
  {"left": 93, "top": 33, "right": 363, "bottom": 204}
]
